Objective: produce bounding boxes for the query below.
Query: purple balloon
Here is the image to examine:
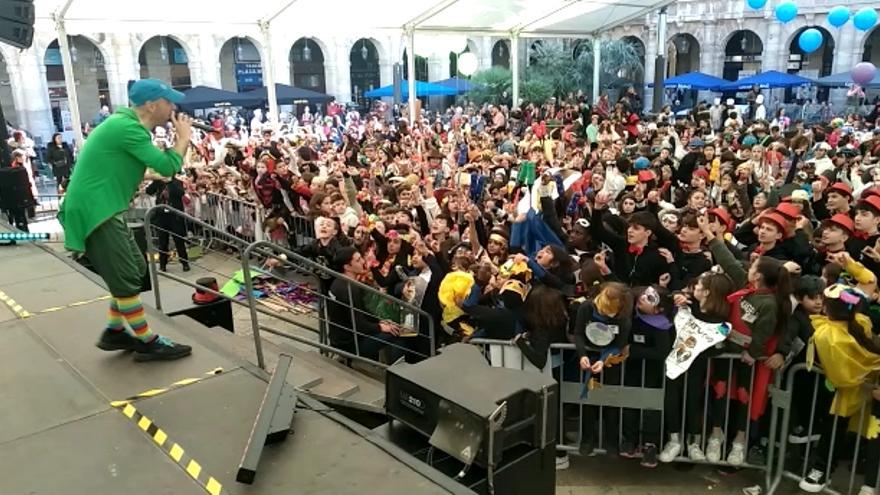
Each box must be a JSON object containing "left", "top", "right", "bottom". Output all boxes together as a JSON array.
[{"left": 852, "top": 62, "right": 877, "bottom": 85}]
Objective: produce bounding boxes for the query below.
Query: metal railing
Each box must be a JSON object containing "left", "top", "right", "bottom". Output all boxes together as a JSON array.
[
  {"left": 469, "top": 338, "right": 783, "bottom": 492},
  {"left": 143, "top": 205, "right": 435, "bottom": 373},
  {"left": 198, "top": 192, "right": 265, "bottom": 243}
]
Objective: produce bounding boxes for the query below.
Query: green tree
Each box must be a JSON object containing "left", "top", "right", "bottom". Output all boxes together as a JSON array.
[{"left": 468, "top": 67, "right": 513, "bottom": 104}]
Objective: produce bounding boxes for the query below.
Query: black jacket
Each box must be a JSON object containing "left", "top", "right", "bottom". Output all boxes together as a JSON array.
[
  {"left": 327, "top": 277, "right": 379, "bottom": 350},
  {"left": 589, "top": 208, "right": 673, "bottom": 286}
]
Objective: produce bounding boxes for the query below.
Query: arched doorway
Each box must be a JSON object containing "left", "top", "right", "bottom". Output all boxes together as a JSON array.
[
  {"left": 863, "top": 26, "right": 880, "bottom": 65},
  {"left": 351, "top": 39, "right": 380, "bottom": 110},
  {"left": 723, "top": 30, "right": 763, "bottom": 81},
  {"left": 788, "top": 26, "right": 834, "bottom": 102},
  {"left": 138, "top": 36, "right": 191, "bottom": 91},
  {"left": 667, "top": 34, "right": 700, "bottom": 76},
  {"left": 44, "top": 36, "right": 110, "bottom": 132},
  {"left": 528, "top": 40, "right": 544, "bottom": 66},
  {"left": 401, "top": 48, "right": 428, "bottom": 81},
  {"left": 290, "top": 38, "right": 326, "bottom": 93},
  {"left": 491, "top": 40, "right": 509, "bottom": 68},
  {"left": 621, "top": 36, "right": 646, "bottom": 102},
  {"left": 0, "top": 52, "right": 16, "bottom": 128},
  {"left": 219, "top": 37, "right": 261, "bottom": 92}
]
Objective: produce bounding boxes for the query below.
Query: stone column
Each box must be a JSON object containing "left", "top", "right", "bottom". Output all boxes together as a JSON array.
[
  {"left": 195, "top": 34, "right": 222, "bottom": 89},
  {"left": 479, "top": 36, "right": 493, "bottom": 70},
  {"left": 104, "top": 34, "right": 140, "bottom": 111},
  {"left": 762, "top": 20, "right": 783, "bottom": 72},
  {"left": 13, "top": 47, "right": 54, "bottom": 143},
  {"left": 330, "top": 39, "right": 352, "bottom": 104}
]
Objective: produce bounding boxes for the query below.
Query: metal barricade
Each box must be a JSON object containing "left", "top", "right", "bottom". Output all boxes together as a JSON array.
[
  {"left": 143, "top": 206, "right": 435, "bottom": 372},
  {"left": 241, "top": 240, "right": 437, "bottom": 370},
  {"left": 468, "top": 338, "right": 784, "bottom": 492},
  {"left": 198, "top": 192, "right": 264, "bottom": 243},
  {"left": 288, "top": 212, "right": 316, "bottom": 246},
  {"left": 769, "top": 363, "right": 880, "bottom": 495},
  {"left": 32, "top": 194, "right": 62, "bottom": 220}
]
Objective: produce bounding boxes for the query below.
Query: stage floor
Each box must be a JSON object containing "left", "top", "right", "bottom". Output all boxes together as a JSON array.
[{"left": 0, "top": 239, "right": 459, "bottom": 495}]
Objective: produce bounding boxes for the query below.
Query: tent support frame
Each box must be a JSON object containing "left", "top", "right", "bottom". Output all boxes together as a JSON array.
[{"left": 53, "top": 0, "right": 84, "bottom": 149}]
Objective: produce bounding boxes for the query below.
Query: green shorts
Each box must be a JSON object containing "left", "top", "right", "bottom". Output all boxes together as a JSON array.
[{"left": 85, "top": 215, "right": 146, "bottom": 297}]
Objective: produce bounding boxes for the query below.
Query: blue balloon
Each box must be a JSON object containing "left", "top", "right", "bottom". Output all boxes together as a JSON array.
[
  {"left": 827, "top": 6, "right": 850, "bottom": 27},
  {"left": 854, "top": 8, "right": 878, "bottom": 31},
  {"left": 798, "top": 28, "right": 823, "bottom": 53},
  {"left": 775, "top": 1, "right": 798, "bottom": 23},
  {"left": 746, "top": 0, "right": 767, "bottom": 9}
]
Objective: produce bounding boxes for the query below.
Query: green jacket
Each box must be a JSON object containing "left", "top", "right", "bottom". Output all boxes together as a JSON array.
[
  {"left": 708, "top": 238, "right": 779, "bottom": 359},
  {"left": 58, "top": 107, "right": 183, "bottom": 252}
]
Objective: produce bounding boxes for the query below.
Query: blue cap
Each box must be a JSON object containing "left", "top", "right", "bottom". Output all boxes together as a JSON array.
[
  {"left": 688, "top": 138, "right": 705, "bottom": 148},
  {"left": 634, "top": 156, "right": 651, "bottom": 170},
  {"left": 742, "top": 135, "right": 758, "bottom": 147},
  {"left": 129, "top": 78, "right": 185, "bottom": 106}
]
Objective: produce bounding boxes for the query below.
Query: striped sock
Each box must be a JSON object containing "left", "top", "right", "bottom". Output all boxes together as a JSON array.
[
  {"left": 107, "top": 298, "right": 125, "bottom": 333},
  {"left": 115, "top": 295, "right": 154, "bottom": 342}
]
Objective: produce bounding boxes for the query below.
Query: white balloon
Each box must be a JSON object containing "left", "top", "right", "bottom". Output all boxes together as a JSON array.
[
  {"left": 457, "top": 52, "right": 479, "bottom": 76},
  {"left": 414, "top": 34, "right": 468, "bottom": 57}
]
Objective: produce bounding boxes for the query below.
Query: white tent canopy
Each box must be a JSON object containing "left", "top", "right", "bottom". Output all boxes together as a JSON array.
[{"left": 34, "top": 0, "right": 672, "bottom": 146}]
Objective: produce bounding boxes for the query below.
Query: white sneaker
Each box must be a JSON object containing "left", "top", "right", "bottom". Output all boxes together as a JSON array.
[
  {"left": 798, "top": 469, "right": 827, "bottom": 493},
  {"left": 857, "top": 485, "right": 875, "bottom": 495},
  {"left": 687, "top": 443, "right": 706, "bottom": 461},
  {"left": 727, "top": 441, "right": 746, "bottom": 466},
  {"left": 706, "top": 436, "right": 723, "bottom": 463},
  {"left": 658, "top": 439, "right": 682, "bottom": 463},
  {"left": 555, "top": 453, "right": 570, "bottom": 471}
]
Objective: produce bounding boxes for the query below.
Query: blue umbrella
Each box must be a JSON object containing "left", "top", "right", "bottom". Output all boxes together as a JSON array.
[
  {"left": 816, "top": 71, "right": 880, "bottom": 88},
  {"left": 721, "top": 70, "right": 814, "bottom": 90},
  {"left": 647, "top": 71, "right": 730, "bottom": 91},
  {"left": 364, "top": 80, "right": 460, "bottom": 99},
  {"left": 433, "top": 77, "right": 479, "bottom": 94}
]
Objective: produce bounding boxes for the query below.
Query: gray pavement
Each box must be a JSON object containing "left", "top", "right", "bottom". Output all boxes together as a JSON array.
[{"left": 0, "top": 242, "right": 455, "bottom": 495}]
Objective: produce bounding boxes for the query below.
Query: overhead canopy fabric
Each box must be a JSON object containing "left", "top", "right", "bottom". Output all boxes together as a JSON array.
[
  {"left": 34, "top": 0, "right": 675, "bottom": 38},
  {"left": 246, "top": 84, "right": 334, "bottom": 105},
  {"left": 816, "top": 72, "right": 880, "bottom": 88},
  {"left": 433, "top": 77, "right": 478, "bottom": 94},
  {"left": 177, "top": 86, "right": 263, "bottom": 111},
  {"left": 648, "top": 72, "right": 730, "bottom": 91},
  {"left": 364, "top": 80, "right": 459, "bottom": 99},
  {"left": 722, "top": 70, "right": 814, "bottom": 90}
]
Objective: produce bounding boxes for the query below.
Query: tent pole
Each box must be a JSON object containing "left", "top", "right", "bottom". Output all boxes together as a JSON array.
[
  {"left": 510, "top": 32, "right": 519, "bottom": 108},
  {"left": 53, "top": 17, "right": 84, "bottom": 149},
  {"left": 652, "top": 7, "right": 667, "bottom": 113},
  {"left": 592, "top": 36, "right": 601, "bottom": 103},
  {"left": 406, "top": 27, "right": 417, "bottom": 124},
  {"left": 260, "top": 21, "right": 278, "bottom": 129}
]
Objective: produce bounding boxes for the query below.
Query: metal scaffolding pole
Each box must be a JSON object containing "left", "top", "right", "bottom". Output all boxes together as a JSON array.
[
  {"left": 259, "top": 22, "right": 278, "bottom": 128},
  {"left": 592, "top": 36, "right": 601, "bottom": 102},
  {"left": 510, "top": 32, "right": 519, "bottom": 108},
  {"left": 406, "top": 28, "right": 417, "bottom": 123},
  {"left": 53, "top": 16, "right": 84, "bottom": 149},
  {"left": 652, "top": 7, "right": 668, "bottom": 112}
]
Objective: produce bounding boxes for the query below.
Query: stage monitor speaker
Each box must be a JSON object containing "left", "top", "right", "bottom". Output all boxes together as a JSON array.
[
  {"left": 0, "top": 0, "right": 34, "bottom": 49},
  {"left": 0, "top": 167, "right": 33, "bottom": 210}
]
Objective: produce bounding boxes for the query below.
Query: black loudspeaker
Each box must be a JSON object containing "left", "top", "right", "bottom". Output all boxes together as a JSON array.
[
  {"left": 0, "top": 167, "right": 33, "bottom": 210},
  {"left": 0, "top": 0, "right": 34, "bottom": 49}
]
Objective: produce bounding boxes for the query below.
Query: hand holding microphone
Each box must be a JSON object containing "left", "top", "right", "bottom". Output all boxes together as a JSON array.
[{"left": 170, "top": 112, "right": 194, "bottom": 143}]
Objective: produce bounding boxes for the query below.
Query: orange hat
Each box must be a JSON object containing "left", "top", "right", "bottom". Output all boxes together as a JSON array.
[
  {"left": 858, "top": 195, "right": 880, "bottom": 215},
  {"left": 774, "top": 202, "right": 801, "bottom": 221},
  {"left": 756, "top": 212, "right": 788, "bottom": 233},
  {"left": 637, "top": 170, "right": 656, "bottom": 183},
  {"left": 822, "top": 213, "right": 854, "bottom": 235},
  {"left": 708, "top": 208, "right": 734, "bottom": 233},
  {"left": 827, "top": 182, "right": 853, "bottom": 198}
]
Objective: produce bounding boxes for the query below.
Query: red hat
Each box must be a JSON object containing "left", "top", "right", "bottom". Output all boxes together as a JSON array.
[
  {"left": 693, "top": 169, "right": 710, "bottom": 181},
  {"left": 859, "top": 194, "right": 880, "bottom": 215},
  {"left": 862, "top": 188, "right": 880, "bottom": 201},
  {"left": 708, "top": 208, "right": 734, "bottom": 233},
  {"left": 192, "top": 277, "right": 221, "bottom": 305},
  {"left": 774, "top": 202, "right": 801, "bottom": 221},
  {"left": 637, "top": 170, "right": 656, "bottom": 183},
  {"left": 827, "top": 182, "right": 853, "bottom": 198},
  {"left": 756, "top": 212, "right": 788, "bottom": 233},
  {"left": 822, "top": 213, "right": 855, "bottom": 235}
]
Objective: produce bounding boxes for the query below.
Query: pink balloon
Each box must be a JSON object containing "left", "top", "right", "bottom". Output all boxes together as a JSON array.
[{"left": 852, "top": 62, "right": 877, "bottom": 85}]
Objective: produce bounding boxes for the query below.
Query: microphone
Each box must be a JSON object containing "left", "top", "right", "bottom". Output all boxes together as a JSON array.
[{"left": 191, "top": 120, "right": 217, "bottom": 133}]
